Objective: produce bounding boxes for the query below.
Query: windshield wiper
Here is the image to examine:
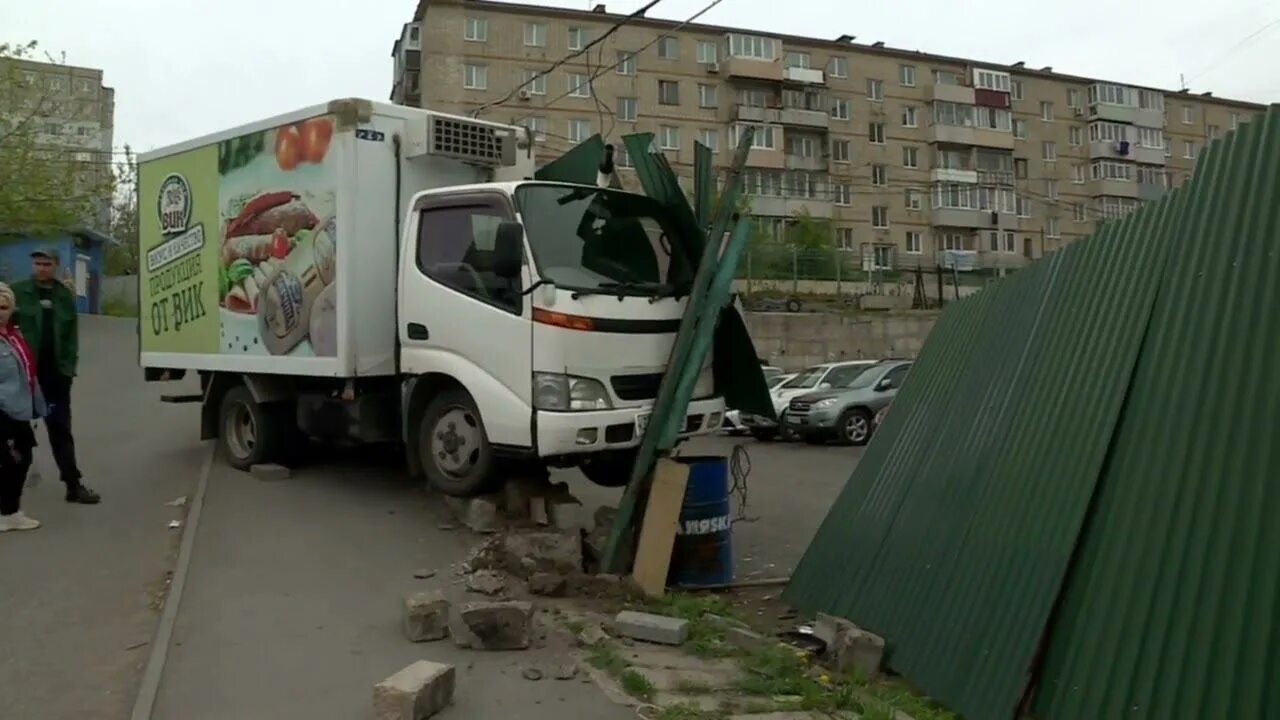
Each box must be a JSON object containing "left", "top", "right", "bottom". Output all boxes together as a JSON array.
[{"left": 598, "top": 281, "right": 678, "bottom": 302}]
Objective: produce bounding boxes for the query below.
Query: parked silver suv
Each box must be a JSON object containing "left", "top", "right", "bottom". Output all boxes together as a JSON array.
[{"left": 782, "top": 360, "right": 912, "bottom": 445}]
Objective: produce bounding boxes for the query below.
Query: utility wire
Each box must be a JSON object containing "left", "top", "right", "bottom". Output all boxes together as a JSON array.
[
  {"left": 472, "top": 0, "right": 667, "bottom": 119},
  {"left": 1185, "top": 17, "right": 1280, "bottom": 85}
]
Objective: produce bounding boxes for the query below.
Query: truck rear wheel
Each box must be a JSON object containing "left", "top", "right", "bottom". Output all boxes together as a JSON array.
[
  {"left": 218, "top": 385, "right": 287, "bottom": 470},
  {"left": 418, "top": 388, "right": 496, "bottom": 497}
]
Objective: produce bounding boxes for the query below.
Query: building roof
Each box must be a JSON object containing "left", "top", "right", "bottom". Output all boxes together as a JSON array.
[{"left": 416, "top": 0, "right": 1268, "bottom": 110}]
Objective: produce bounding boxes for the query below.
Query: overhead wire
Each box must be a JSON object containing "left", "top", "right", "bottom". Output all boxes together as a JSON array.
[{"left": 1185, "top": 17, "right": 1280, "bottom": 85}]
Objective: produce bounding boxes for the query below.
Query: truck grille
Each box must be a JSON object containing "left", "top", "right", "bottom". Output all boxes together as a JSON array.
[{"left": 611, "top": 373, "right": 663, "bottom": 401}]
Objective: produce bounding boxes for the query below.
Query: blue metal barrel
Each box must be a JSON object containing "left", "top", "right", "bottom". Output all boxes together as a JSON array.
[{"left": 668, "top": 456, "right": 733, "bottom": 588}]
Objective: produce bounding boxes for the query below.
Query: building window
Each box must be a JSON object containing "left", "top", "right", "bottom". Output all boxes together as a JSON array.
[
  {"left": 1183, "top": 140, "right": 1196, "bottom": 158},
  {"left": 1011, "top": 79, "right": 1023, "bottom": 100},
  {"left": 523, "top": 116, "right": 548, "bottom": 141},
  {"left": 988, "top": 230, "right": 1000, "bottom": 252},
  {"left": 1073, "top": 164, "right": 1086, "bottom": 184},
  {"left": 524, "top": 23, "right": 546, "bottom": 47},
  {"left": 902, "top": 105, "right": 918, "bottom": 128},
  {"left": 731, "top": 123, "right": 776, "bottom": 149},
  {"left": 567, "top": 27, "right": 585, "bottom": 51},
  {"left": 784, "top": 52, "right": 811, "bottom": 68},
  {"left": 1016, "top": 195, "right": 1032, "bottom": 218},
  {"left": 1138, "top": 90, "right": 1164, "bottom": 111},
  {"left": 1041, "top": 101, "right": 1054, "bottom": 121},
  {"left": 868, "top": 122, "right": 886, "bottom": 144},
  {"left": 900, "top": 64, "right": 916, "bottom": 87},
  {"left": 1089, "top": 121, "right": 1130, "bottom": 143},
  {"left": 974, "top": 107, "right": 1012, "bottom": 131},
  {"left": 1091, "top": 162, "right": 1132, "bottom": 183},
  {"left": 1004, "top": 231, "right": 1016, "bottom": 253},
  {"left": 831, "top": 98, "right": 850, "bottom": 120},
  {"left": 1230, "top": 112, "right": 1240, "bottom": 130},
  {"left": 1013, "top": 119, "right": 1027, "bottom": 139},
  {"left": 940, "top": 232, "right": 966, "bottom": 251},
  {"left": 1089, "top": 83, "right": 1134, "bottom": 106},
  {"left": 973, "top": 69, "right": 1011, "bottom": 92},
  {"left": 523, "top": 70, "right": 546, "bottom": 95},
  {"left": 872, "top": 206, "right": 889, "bottom": 228},
  {"left": 836, "top": 228, "right": 855, "bottom": 250},
  {"left": 1042, "top": 141, "right": 1057, "bottom": 161},
  {"left": 933, "top": 70, "right": 962, "bottom": 85},
  {"left": 1047, "top": 217, "right": 1060, "bottom": 238},
  {"left": 1014, "top": 158, "right": 1028, "bottom": 179},
  {"left": 659, "top": 126, "right": 680, "bottom": 150},
  {"left": 616, "top": 146, "right": 632, "bottom": 168},
  {"left": 463, "top": 64, "right": 487, "bottom": 90},
  {"left": 1182, "top": 105, "right": 1195, "bottom": 124},
  {"left": 833, "top": 183, "right": 852, "bottom": 206},
  {"left": 867, "top": 79, "right": 884, "bottom": 101},
  {"left": 464, "top": 18, "right": 488, "bottom": 42},
  {"left": 1045, "top": 179, "right": 1059, "bottom": 199},
  {"left": 618, "top": 97, "right": 638, "bottom": 121},
  {"left": 658, "top": 80, "right": 679, "bottom": 105},
  {"left": 698, "top": 84, "right": 718, "bottom": 108},
  {"left": 1208, "top": 124, "right": 1220, "bottom": 140},
  {"left": 1073, "top": 203, "right": 1086, "bottom": 222},
  {"left": 1067, "top": 88, "right": 1081, "bottom": 108},
  {"left": 872, "top": 164, "right": 887, "bottom": 186},
  {"left": 657, "top": 36, "right": 679, "bottom": 59},
  {"left": 870, "top": 244, "right": 894, "bottom": 269},
  {"left": 616, "top": 51, "right": 636, "bottom": 76},
  {"left": 728, "top": 33, "right": 777, "bottom": 60},
  {"left": 698, "top": 128, "right": 719, "bottom": 152},
  {"left": 786, "top": 135, "right": 816, "bottom": 158},
  {"left": 1137, "top": 165, "right": 1168, "bottom": 187},
  {"left": 832, "top": 139, "right": 851, "bottom": 162},
  {"left": 905, "top": 189, "right": 923, "bottom": 210},
  {"left": 904, "top": 231, "right": 923, "bottom": 254},
  {"left": 568, "top": 119, "right": 591, "bottom": 142},
  {"left": 1095, "top": 196, "right": 1138, "bottom": 219},
  {"left": 1069, "top": 126, "right": 1082, "bottom": 146},
  {"left": 829, "top": 57, "right": 849, "bottom": 78},
  {"left": 933, "top": 101, "right": 974, "bottom": 127},
  {"left": 902, "top": 146, "right": 919, "bottom": 168},
  {"left": 569, "top": 73, "right": 591, "bottom": 98},
  {"left": 697, "top": 41, "right": 717, "bottom": 64}
]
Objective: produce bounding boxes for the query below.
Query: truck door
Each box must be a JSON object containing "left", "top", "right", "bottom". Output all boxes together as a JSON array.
[{"left": 399, "top": 191, "right": 534, "bottom": 448}]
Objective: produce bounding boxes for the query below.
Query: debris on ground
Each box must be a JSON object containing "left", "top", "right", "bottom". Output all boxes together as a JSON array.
[
  {"left": 443, "top": 495, "right": 502, "bottom": 534},
  {"left": 412, "top": 568, "right": 437, "bottom": 580},
  {"left": 167, "top": 520, "right": 182, "bottom": 530},
  {"left": 164, "top": 496, "right": 188, "bottom": 507},
  {"left": 402, "top": 590, "right": 450, "bottom": 642},
  {"left": 465, "top": 569, "right": 507, "bottom": 596},
  {"left": 582, "top": 506, "right": 618, "bottom": 573},
  {"left": 466, "top": 531, "right": 582, "bottom": 579},
  {"left": 372, "top": 660, "right": 455, "bottom": 720},
  {"left": 449, "top": 600, "right": 533, "bottom": 650},
  {"left": 521, "top": 666, "right": 544, "bottom": 681},
  {"left": 249, "top": 463, "right": 292, "bottom": 481},
  {"left": 528, "top": 572, "right": 567, "bottom": 597},
  {"left": 554, "top": 662, "right": 578, "bottom": 680},
  {"left": 613, "top": 610, "right": 690, "bottom": 646}
]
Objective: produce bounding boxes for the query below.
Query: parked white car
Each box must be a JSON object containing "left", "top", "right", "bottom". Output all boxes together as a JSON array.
[{"left": 739, "top": 360, "right": 879, "bottom": 441}]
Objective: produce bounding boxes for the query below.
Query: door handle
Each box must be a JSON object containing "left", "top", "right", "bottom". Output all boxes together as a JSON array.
[{"left": 406, "top": 323, "right": 429, "bottom": 340}]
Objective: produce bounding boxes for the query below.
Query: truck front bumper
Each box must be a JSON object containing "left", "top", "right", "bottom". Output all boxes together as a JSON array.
[{"left": 535, "top": 398, "right": 725, "bottom": 457}]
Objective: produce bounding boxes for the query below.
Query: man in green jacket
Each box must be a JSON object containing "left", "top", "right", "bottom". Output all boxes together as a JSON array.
[{"left": 13, "top": 248, "right": 100, "bottom": 504}]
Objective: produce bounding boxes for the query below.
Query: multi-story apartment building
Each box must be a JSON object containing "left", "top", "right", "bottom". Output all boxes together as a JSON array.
[
  {"left": 394, "top": 0, "right": 1265, "bottom": 270},
  {"left": 2, "top": 57, "right": 116, "bottom": 230}
]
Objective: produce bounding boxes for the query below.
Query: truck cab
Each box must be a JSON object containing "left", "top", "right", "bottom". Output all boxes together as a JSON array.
[{"left": 399, "top": 180, "right": 723, "bottom": 494}]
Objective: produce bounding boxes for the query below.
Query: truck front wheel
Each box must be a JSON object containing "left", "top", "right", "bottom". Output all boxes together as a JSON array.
[
  {"left": 218, "top": 385, "right": 287, "bottom": 470},
  {"left": 417, "top": 388, "right": 496, "bottom": 497}
]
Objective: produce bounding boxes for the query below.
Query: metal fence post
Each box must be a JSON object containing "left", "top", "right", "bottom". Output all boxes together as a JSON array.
[
  {"left": 792, "top": 247, "right": 799, "bottom": 295},
  {"left": 834, "top": 247, "right": 842, "bottom": 296}
]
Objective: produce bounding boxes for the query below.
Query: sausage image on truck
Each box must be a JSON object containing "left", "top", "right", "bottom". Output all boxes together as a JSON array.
[{"left": 139, "top": 98, "right": 724, "bottom": 495}]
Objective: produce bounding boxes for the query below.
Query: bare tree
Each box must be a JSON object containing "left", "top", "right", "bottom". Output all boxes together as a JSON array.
[{"left": 105, "top": 145, "right": 137, "bottom": 274}]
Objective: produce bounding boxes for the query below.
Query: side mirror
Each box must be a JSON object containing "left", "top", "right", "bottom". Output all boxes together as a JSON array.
[{"left": 493, "top": 221, "right": 524, "bottom": 279}]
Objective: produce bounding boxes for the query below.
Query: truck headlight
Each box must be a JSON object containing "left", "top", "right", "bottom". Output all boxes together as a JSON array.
[
  {"left": 533, "top": 373, "right": 613, "bottom": 411},
  {"left": 694, "top": 365, "right": 714, "bottom": 399},
  {"left": 814, "top": 398, "right": 839, "bottom": 409}
]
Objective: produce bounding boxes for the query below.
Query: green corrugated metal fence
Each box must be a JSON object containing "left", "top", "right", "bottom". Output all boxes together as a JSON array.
[{"left": 787, "top": 105, "right": 1280, "bottom": 720}]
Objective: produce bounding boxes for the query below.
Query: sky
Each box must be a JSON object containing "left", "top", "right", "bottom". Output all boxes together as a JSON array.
[{"left": 4, "top": 0, "right": 1277, "bottom": 156}]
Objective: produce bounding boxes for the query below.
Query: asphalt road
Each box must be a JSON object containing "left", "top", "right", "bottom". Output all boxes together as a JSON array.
[
  {"left": 0, "top": 316, "right": 863, "bottom": 719},
  {"left": 0, "top": 317, "right": 203, "bottom": 720}
]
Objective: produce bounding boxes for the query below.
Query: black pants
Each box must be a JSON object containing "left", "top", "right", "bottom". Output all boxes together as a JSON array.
[
  {"left": 40, "top": 374, "right": 82, "bottom": 486},
  {"left": 0, "top": 421, "right": 35, "bottom": 516}
]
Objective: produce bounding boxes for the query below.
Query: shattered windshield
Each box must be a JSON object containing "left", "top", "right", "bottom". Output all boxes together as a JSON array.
[{"left": 514, "top": 183, "right": 693, "bottom": 296}]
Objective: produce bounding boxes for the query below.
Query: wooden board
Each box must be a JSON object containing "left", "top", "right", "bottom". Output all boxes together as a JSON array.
[{"left": 630, "top": 458, "right": 690, "bottom": 598}]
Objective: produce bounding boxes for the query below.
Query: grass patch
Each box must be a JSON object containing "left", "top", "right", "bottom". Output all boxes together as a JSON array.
[
  {"left": 100, "top": 298, "right": 138, "bottom": 318},
  {"left": 674, "top": 679, "right": 713, "bottom": 694},
  {"left": 562, "top": 618, "right": 586, "bottom": 634},
  {"left": 654, "top": 704, "right": 728, "bottom": 720},
  {"left": 586, "top": 642, "right": 628, "bottom": 677},
  {"left": 635, "top": 593, "right": 741, "bottom": 659},
  {"left": 619, "top": 669, "right": 655, "bottom": 701}
]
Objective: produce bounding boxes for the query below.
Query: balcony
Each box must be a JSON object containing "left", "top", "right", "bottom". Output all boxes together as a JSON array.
[
  {"left": 783, "top": 66, "right": 825, "bottom": 85},
  {"left": 931, "top": 207, "right": 987, "bottom": 228},
  {"left": 1088, "top": 178, "right": 1139, "bottom": 199},
  {"left": 745, "top": 147, "right": 786, "bottom": 169},
  {"left": 976, "top": 169, "right": 1015, "bottom": 186},
  {"left": 1088, "top": 103, "right": 1165, "bottom": 130},
  {"left": 931, "top": 124, "right": 975, "bottom": 146},
  {"left": 1133, "top": 144, "right": 1165, "bottom": 165},
  {"left": 931, "top": 168, "right": 978, "bottom": 184},
  {"left": 972, "top": 129, "right": 1015, "bottom": 150},
  {"left": 735, "top": 105, "right": 780, "bottom": 123},
  {"left": 780, "top": 106, "right": 829, "bottom": 130},
  {"left": 1089, "top": 140, "right": 1146, "bottom": 162},
  {"left": 725, "top": 55, "right": 784, "bottom": 82},
  {"left": 785, "top": 154, "right": 827, "bottom": 171},
  {"left": 928, "top": 83, "right": 975, "bottom": 105},
  {"left": 1138, "top": 182, "right": 1168, "bottom": 202},
  {"left": 749, "top": 194, "right": 832, "bottom": 219}
]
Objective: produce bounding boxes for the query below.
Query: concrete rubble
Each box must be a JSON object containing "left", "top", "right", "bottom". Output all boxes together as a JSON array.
[
  {"left": 249, "top": 463, "right": 292, "bottom": 481},
  {"left": 527, "top": 572, "right": 567, "bottom": 597},
  {"left": 402, "top": 590, "right": 450, "bottom": 643},
  {"left": 443, "top": 494, "right": 502, "bottom": 534},
  {"left": 814, "top": 613, "right": 884, "bottom": 678},
  {"left": 613, "top": 610, "right": 690, "bottom": 646},
  {"left": 372, "top": 660, "right": 455, "bottom": 720},
  {"left": 464, "top": 569, "right": 507, "bottom": 596},
  {"left": 466, "top": 531, "right": 582, "bottom": 579},
  {"left": 449, "top": 600, "right": 534, "bottom": 650}
]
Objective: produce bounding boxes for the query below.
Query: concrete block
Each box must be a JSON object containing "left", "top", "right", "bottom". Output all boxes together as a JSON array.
[
  {"left": 502, "top": 475, "right": 547, "bottom": 517},
  {"left": 465, "top": 569, "right": 507, "bottom": 596},
  {"left": 813, "top": 612, "right": 844, "bottom": 648},
  {"left": 249, "top": 463, "right": 291, "bottom": 481},
  {"left": 444, "top": 494, "right": 502, "bottom": 533},
  {"left": 449, "top": 600, "right": 534, "bottom": 650},
  {"left": 469, "top": 531, "right": 582, "bottom": 578},
  {"left": 402, "top": 590, "right": 450, "bottom": 642},
  {"left": 547, "top": 497, "right": 586, "bottom": 531},
  {"left": 373, "top": 660, "right": 455, "bottom": 720},
  {"left": 613, "top": 610, "right": 689, "bottom": 646},
  {"left": 528, "top": 572, "right": 567, "bottom": 597},
  {"left": 828, "top": 623, "right": 885, "bottom": 678},
  {"left": 725, "top": 626, "right": 770, "bottom": 652}
]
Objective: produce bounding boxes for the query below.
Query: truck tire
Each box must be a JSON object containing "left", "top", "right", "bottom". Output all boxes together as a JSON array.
[
  {"left": 418, "top": 388, "right": 496, "bottom": 497},
  {"left": 579, "top": 450, "right": 636, "bottom": 488},
  {"left": 218, "top": 385, "right": 287, "bottom": 470}
]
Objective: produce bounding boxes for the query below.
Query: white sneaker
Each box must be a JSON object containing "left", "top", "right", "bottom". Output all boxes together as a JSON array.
[{"left": 0, "top": 511, "right": 40, "bottom": 531}]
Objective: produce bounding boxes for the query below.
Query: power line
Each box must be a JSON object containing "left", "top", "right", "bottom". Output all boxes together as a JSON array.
[
  {"left": 1185, "top": 17, "right": 1280, "bottom": 85},
  {"left": 512, "top": 0, "right": 730, "bottom": 124},
  {"left": 472, "top": 0, "right": 667, "bottom": 119}
]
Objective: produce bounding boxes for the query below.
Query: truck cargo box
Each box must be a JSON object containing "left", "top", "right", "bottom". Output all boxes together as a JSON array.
[{"left": 138, "top": 98, "right": 532, "bottom": 378}]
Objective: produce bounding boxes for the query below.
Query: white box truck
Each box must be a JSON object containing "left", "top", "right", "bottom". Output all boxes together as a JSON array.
[{"left": 139, "top": 99, "right": 724, "bottom": 494}]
